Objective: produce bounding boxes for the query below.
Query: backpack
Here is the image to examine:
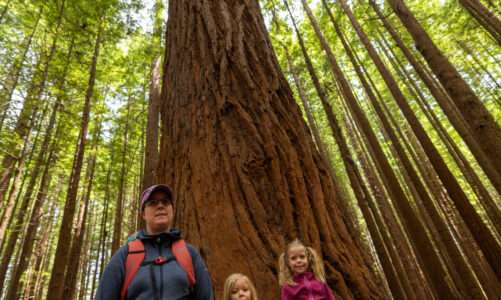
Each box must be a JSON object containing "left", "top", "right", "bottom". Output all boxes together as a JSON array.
[{"left": 120, "top": 237, "right": 196, "bottom": 300}]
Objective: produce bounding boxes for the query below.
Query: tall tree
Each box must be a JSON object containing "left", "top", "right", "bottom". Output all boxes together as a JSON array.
[
  {"left": 0, "top": 0, "right": 64, "bottom": 207},
  {"left": 337, "top": 0, "right": 501, "bottom": 281},
  {"left": 111, "top": 94, "right": 131, "bottom": 253},
  {"left": 62, "top": 120, "right": 101, "bottom": 300},
  {"left": 46, "top": 17, "right": 103, "bottom": 300},
  {"left": 369, "top": 1, "right": 501, "bottom": 194},
  {"left": 142, "top": 0, "right": 164, "bottom": 191},
  {"left": 458, "top": 0, "right": 501, "bottom": 43},
  {"left": 384, "top": 0, "right": 501, "bottom": 183},
  {"left": 0, "top": 6, "right": 42, "bottom": 134},
  {"left": 157, "top": 0, "right": 383, "bottom": 298}
]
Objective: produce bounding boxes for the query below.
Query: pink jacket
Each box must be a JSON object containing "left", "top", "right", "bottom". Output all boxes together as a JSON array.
[{"left": 281, "top": 272, "right": 336, "bottom": 300}]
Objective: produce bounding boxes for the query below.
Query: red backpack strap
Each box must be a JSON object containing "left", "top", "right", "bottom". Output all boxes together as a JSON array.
[
  {"left": 172, "top": 239, "right": 196, "bottom": 287},
  {"left": 120, "top": 239, "right": 145, "bottom": 300}
]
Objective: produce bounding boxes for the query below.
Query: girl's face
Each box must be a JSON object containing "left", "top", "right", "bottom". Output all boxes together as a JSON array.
[
  {"left": 287, "top": 245, "right": 309, "bottom": 275},
  {"left": 230, "top": 278, "right": 252, "bottom": 300}
]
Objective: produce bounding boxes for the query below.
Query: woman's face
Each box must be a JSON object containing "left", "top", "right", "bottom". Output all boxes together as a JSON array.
[
  {"left": 142, "top": 191, "right": 174, "bottom": 234},
  {"left": 230, "top": 278, "right": 252, "bottom": 300}
]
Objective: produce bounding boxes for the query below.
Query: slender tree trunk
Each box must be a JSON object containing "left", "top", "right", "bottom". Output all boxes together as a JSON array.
[
  {"left": 33, "top": 199, "right": 59, "bottom": 300},
  {"left": 369, "top": 1, "right": 501, "bottom": 195},
  {"left": 385, "top": 0, "right": 501, "bottom": 180},
  {"left": 350, "top": 15, "right": 490, "bottom": 299},
  {"left": 340, "top": 0, "right": 501, "bottom": 281},
  {"left": 283, "top": 46, "right": 362, "bottom": 251},
  {"left": 62, "top": 125, "right": 100, "bottom": 300},
  {"left": 0, "top": 103, "right": 46, "bottom": 294},
  {"left": 111, "top": 95, "right": 131, "bottom": 253},
  {"left": 458, "top": 0, "right": 501, "bottom": 43},
  {"left": 0, "top": 0, "right": 12, "bottom": 24},
  {"left": 0, "top": 7, "right": 42, "bottom": 134},
  {"left": 46, "top": 19, "right": 103, "bottom": 300},
  {"left": 301, "top": 2, "right": 433, "bottom": 297},
  {"left": 142, "top": 57, "right": 161, "bottom": 190},
  {"left": 78, "top": 223, "right": 95, "bottom": 300},
  {"left": 311, "top": 1, "right": 465, "bottom": 297},
  {"left": 344, "top": 101, "right": 431, "bottom": 300},
  {"left": 2, "top": 34, "right": 75, "bottom": 298},
  {"left": 379, "top": 35, "right": 493, "bottom": 298},
  {"left": 96, "top": 157, "right": 112, "bottom": 294},
  {"left": 359, "top": 38, "right": 500, "bottom": 296},
  {"left": 22, "top": 200, "right": 53, "bottom": 300},
  {"left": 285, "top": 4, "right": 389, "bottom": 297},
  {"left": 0, "top": 0, "right": 64, "bottom": 207},
  {"left": 0, "top": 135, "right": 31, "bottom": 248},
  {"left": 4, "top": 109, "right": 65, "bottom": 300},
  {"left": 157, "top": 1, "right": 384, "bottom": 298},
  {"left": 345, "top": 110, "right": 412, "bottom": 300},
  {"left": 377, "top": 34, "right": 501, "bottom": 233},
  {"left": 456, "top": 40, "right": 501, "bottom": 90},
  {"left": 283, "top": 38, "right": 400, "bottom": 298}
]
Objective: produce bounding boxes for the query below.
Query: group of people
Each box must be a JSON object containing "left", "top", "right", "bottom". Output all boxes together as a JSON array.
[{"left": 95, "top": 184, "right": 336, "bottom": 300}]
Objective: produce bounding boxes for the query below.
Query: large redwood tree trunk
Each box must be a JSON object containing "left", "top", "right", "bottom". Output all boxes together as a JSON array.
[{"left": 157, "top": 1, "right": 383, "bottom": 299}]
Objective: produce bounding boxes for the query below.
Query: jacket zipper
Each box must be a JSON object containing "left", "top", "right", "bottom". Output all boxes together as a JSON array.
[
  {"left": 306, "top": 276, "right": 314, "bottom": 300},
  {"left": 157, "top": 243, "right": 163, "bottom": 299}
]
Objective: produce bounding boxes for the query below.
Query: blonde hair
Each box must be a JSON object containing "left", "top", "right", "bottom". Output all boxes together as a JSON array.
[
  {"left": 278, "top": 239, "right": 326, "bottom": 286},
  {"left": 223, "top": 273, "right": 258, "bottom": 300}
]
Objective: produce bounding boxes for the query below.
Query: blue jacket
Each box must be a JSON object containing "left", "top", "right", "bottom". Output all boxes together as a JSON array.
[{"left": 95, "top": 229, "right": 214, "bottom": 300}]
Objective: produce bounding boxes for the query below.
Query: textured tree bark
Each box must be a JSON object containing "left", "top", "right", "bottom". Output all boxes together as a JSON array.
[
  {"left": 283, "top": 45, "right": 362, "bottom": 259},
  {"left": 157, "top": 0, "right": 384, "bottom": 298},
  {"left": 46, "top": 19, "right": 102, "bottom": 300}
]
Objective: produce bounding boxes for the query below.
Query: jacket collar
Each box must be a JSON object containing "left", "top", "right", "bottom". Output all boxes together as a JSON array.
[
  {"left": 293, "top": 271, "right": 315, "bottom": 282},
  {"left": 136, "top": 228, "right": 182, "bottom": 242}
]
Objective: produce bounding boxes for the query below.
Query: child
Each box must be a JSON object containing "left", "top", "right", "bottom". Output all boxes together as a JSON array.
[
  {"left": 279, "top": 239, "right": 336, "bottom": 300},
  {"left": 223, "top": 273, "right": 259, "bottom": 300}
]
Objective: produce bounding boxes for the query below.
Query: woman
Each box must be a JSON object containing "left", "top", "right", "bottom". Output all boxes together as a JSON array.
[{"left": 95, "top": 184, "right": 214, "bottom": 300}]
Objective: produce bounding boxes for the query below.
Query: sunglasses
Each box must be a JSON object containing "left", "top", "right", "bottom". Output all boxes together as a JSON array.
[{"left": 145, "top": 198, "right": 173, "bottom": 207}]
